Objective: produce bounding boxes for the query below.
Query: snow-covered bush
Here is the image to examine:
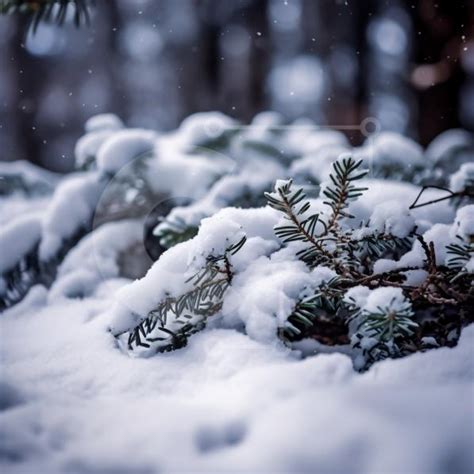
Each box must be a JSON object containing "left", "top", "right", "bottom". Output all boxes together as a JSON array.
[{"left": 1, "top": 112, "right": 473, "bottom": 370}]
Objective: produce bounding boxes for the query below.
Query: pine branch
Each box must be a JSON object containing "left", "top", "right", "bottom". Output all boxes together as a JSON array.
[
  {"left": 446, "top": 237, "right": 473, "bottom": 271},
  {"left": 154, "top": 216, "right": 199, "bottom": 250},
  {"left": 348, "top": 292, "right": 419, "bottom": 368},
  {"left": 357, "top": 299, "right": 417, "bottom": 344},
  {"left": 266, "top": 158, "right": 368, "bottom": 271},
  {"left": 356, "top": 232, "right": 413, "bottom": 259},
  {"left": 115, "top": 236, "right": 246, "bottom": 355},
  {"left": 1, "top": 0, "right": 92, "bottom": 32},
  {"left": 282, "top": 276, "right": 351, "bottom": 341},
  {"left": 323, "top": 157, "right": 368, "bottom": 230},
  {"left": 265, "top": 179, "right": 332, "bottom": 266}
]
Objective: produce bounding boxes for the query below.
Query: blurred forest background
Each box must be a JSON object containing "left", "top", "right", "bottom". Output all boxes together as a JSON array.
[{"left": 0, "top": 0, "right": 473, "bottom": 172}]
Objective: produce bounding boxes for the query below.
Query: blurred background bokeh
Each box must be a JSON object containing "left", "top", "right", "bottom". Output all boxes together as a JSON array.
[{"left": 0, "top": 0, "right": 473, "bottom": 172}]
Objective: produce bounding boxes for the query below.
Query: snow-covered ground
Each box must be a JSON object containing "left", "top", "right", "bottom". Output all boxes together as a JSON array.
[
  {"left": 1, "top": 115, "right": 473, "bottom": 473},
  {"left": 1, "top": 282, "right": 473, "bottom": 473}
]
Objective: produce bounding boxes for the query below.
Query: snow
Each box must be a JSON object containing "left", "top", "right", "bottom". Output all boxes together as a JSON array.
[
  {"left": 355, "top": 132, "right": 424, "bottom": 174},
  {"left": 367, "top": 200, "right": 415, "bottom": 238},
  {"left": 354, "top": 179, "right": 455, "bottom": 226},
  {"left": 74, "top": 130, "right": 115, "bottom": 169},
  {"left": 0, "top": 214, "right": 42, "bottom": 274},
  {"left": 147, "top": 140, "right": 234, "bottom": 200},
  {"left": 1, "top": 290, "right": 472, "bottom": 473},
  {"left": 96, "top": 129, "right": 157, "bottom": 174},
  {"left": 451, "top": 204, "right": 474, "bottom": 241},
  {"left": 39, "top": 173, "right": 106, "bottom": 260},
  {"left": 0, "top": 195, "right": 50, "bottom": 227},
  {"left": 154, "top": 159, "right": 284, "bottom": 238},
  {"left": 243, "top": 110, "right": 284, "bottom": 142},
  {"left": 344, "top": 285, "right": 371, "bottom": 308},
  {"left": 109, "top": 207, "right": 280, "bottom": 336},
  {"left": 290, "top": 145, "right": 350, "bottom": 183},
  {"left": 398, "top": 223, "right": 452, "bottom": 268},
  {"left": 75, "top": 114, "right": 125, "bottom": 169},
  {"left": 223, "top": 259, "right": 337, "bottom": 342},
  {"left": 2, "top": 116, "right": 474, "bottom": 472},
  {"left": 0, "top": 160, "right": 59, "bottom": 193},
  {"left": 395, "top": 205, "right": 473, "bottom": 270},
  {"left": 357, "top": 286, "right": 409, "bottom": 314},
  {"left": 426, "top": 128, "right": 474, "bottom": 170},
  {"left": 49, "top": 220, "right": 144, "bottom": 301},
  {"left": 222, "top": 254, "right": 314, "bottom": 342},
  {"left": 450, "top": 162, "right": 474, "bottom": 193},
  {"left": 84, "top": 113, "right": 124, "bottom": 133},
  {"left": 176, "top": 111, "right": 237, "bottom": 150},
  {"left": 372, "top": 258, "right": 397, "bottom": 274},
  {"left": 300, "top": 129, "right": 349, "bottom": 155}
]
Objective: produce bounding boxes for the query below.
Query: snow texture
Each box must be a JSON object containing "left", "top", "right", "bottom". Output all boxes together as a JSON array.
[
  {"left": 355, "top": 131, "right": 424, "bottom": 169},
  {"left": 451, "top": 204, "right": 474, "bottom": 241},
  {"left": 109, "top": 207, "right": 280, "bottom": 336},
  {"left": 154, "top": 158, "right": 284, "bottom": 236},
  {"left": 450, "top": 162, "right": 474, "bottom": 193},
  {"left": 0, "top": 290, "right": 472, "bottom": 473},
  {"left": 96, "top": 129, "right": 157, "bottom": 174},
  {"left": 176, "top": 111, "right": 237, "bottom": 149},
  {"left": 74, "top": 130, "right": 115, "bottom": 169},
  {"left": 367, "top": 200, "right": 415, "bottom": 238},
  {"left": 39, "top": 172, "right": 106, "bottom": 260},
  {"left": 0, "top": 160, "right": 59, "bottom": 191},
  {"left": 426, "top": 128, "right": 474, "bottom": 170},
  {"left": 49, "top": 219, "right": 143, "bottom": 301},
  {"left": 1, "top": 115, "right": 473, "bottom": 473},
  {"left": 290, "top": 145, "right": 350, "bottom": 183},
  {"left": 74, "top": 114, "right": 125, "bottom": 169},
  {"left": 0, "top": 214, "right": 42, "bottom": 274},
  {"left": 84, "top": 113, "right": 124, "bottom": 133},
  {"left": 347, "top": 286, "right": 409, "bottom": 314}
]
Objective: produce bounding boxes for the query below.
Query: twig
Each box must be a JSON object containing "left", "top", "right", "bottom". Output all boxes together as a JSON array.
[{"left": 409, "top": 185, "right": 473, "bottom": 209}]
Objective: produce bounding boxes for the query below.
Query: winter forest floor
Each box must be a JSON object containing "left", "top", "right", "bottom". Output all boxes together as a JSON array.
[
  {"left": 1, "top": 285, "right": 473, "bottom": 474},
  {"left": 1, "top": 112, "right": 474, "bottom": 473}
]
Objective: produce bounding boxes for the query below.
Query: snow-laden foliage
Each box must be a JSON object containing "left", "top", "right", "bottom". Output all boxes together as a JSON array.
[{"left": 1, "top": 112, "right": 473, "bottom": 371}]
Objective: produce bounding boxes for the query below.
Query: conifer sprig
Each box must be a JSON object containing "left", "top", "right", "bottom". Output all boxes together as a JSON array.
[
  {"left": 1, "top": 0, "right": 91, "bottom": 32},
  {"left": 323, "top": 157, "right": 368, "bottom": 230},
  {"left": 265, "top": 157, "right": 368, "bottom": 269},
  {"left": 155, "top": 216, "right": 199, "bottom": 250},
  {"left": 265, "top": 179, "right": 331, "bottom": 266},
  {"left": 446, "top": 236, "right": 473, "bottom": 277},
  {"left": 116, "top": 236, "right": 246, "bottom": 355},
  {"left": 356, "top": 299, "right": 417, "bottom": 344},
  {"left": 282, "top": 276, "right": 349, "bottom": 338}
]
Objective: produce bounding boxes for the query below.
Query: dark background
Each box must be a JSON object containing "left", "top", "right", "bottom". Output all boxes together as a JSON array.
[{"left": 0, "top": 0, "right": 473, "bottom": 172}]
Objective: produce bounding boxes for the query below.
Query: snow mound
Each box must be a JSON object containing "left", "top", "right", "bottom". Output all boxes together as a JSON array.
[
  {"left": 451, "top": 205, "right": 474, "bottom": 241},
  {"left": 0, "top": 291, "right": 472, "bottom": 473},
  {"left": 368, "top": 200, "right": 415, "bottom": 238},
  {"left": 223, "top": 257, "right": 335, "bottom": 342},
  {"left": 39, "top": 173, "right": 106, "bottom": 260},
  {"left": 177, "top": 111, "right": 238, "bottom": 149},
  {"left": 96, "top": 129, "right": 157, "bottom": 174},
  {"left": 109, "top": 207, "right": 280, "bottom": 335},
  {"left": 426, "top": 128, "right": 474, "bottom": 170},
  {"left": 49, "top": 220, "right": 143, "bottom": 300},
  {"left": 0, "top": 160, "right": 59, "bottom": 194},
  {"left": 0, "top": 214, "right": 42, "bottom": 274},
  {"left": 450, "top": 162, "right": 474, "bottom": 193},
  {"left": 74, "top": 130, "right": 114, "bottom": 169},
  {"left": 85, "top": 113, "right": 124, "bottom": 133},
  {"left": 355, "top": 132, "right": 424, "bottom": 173}
]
